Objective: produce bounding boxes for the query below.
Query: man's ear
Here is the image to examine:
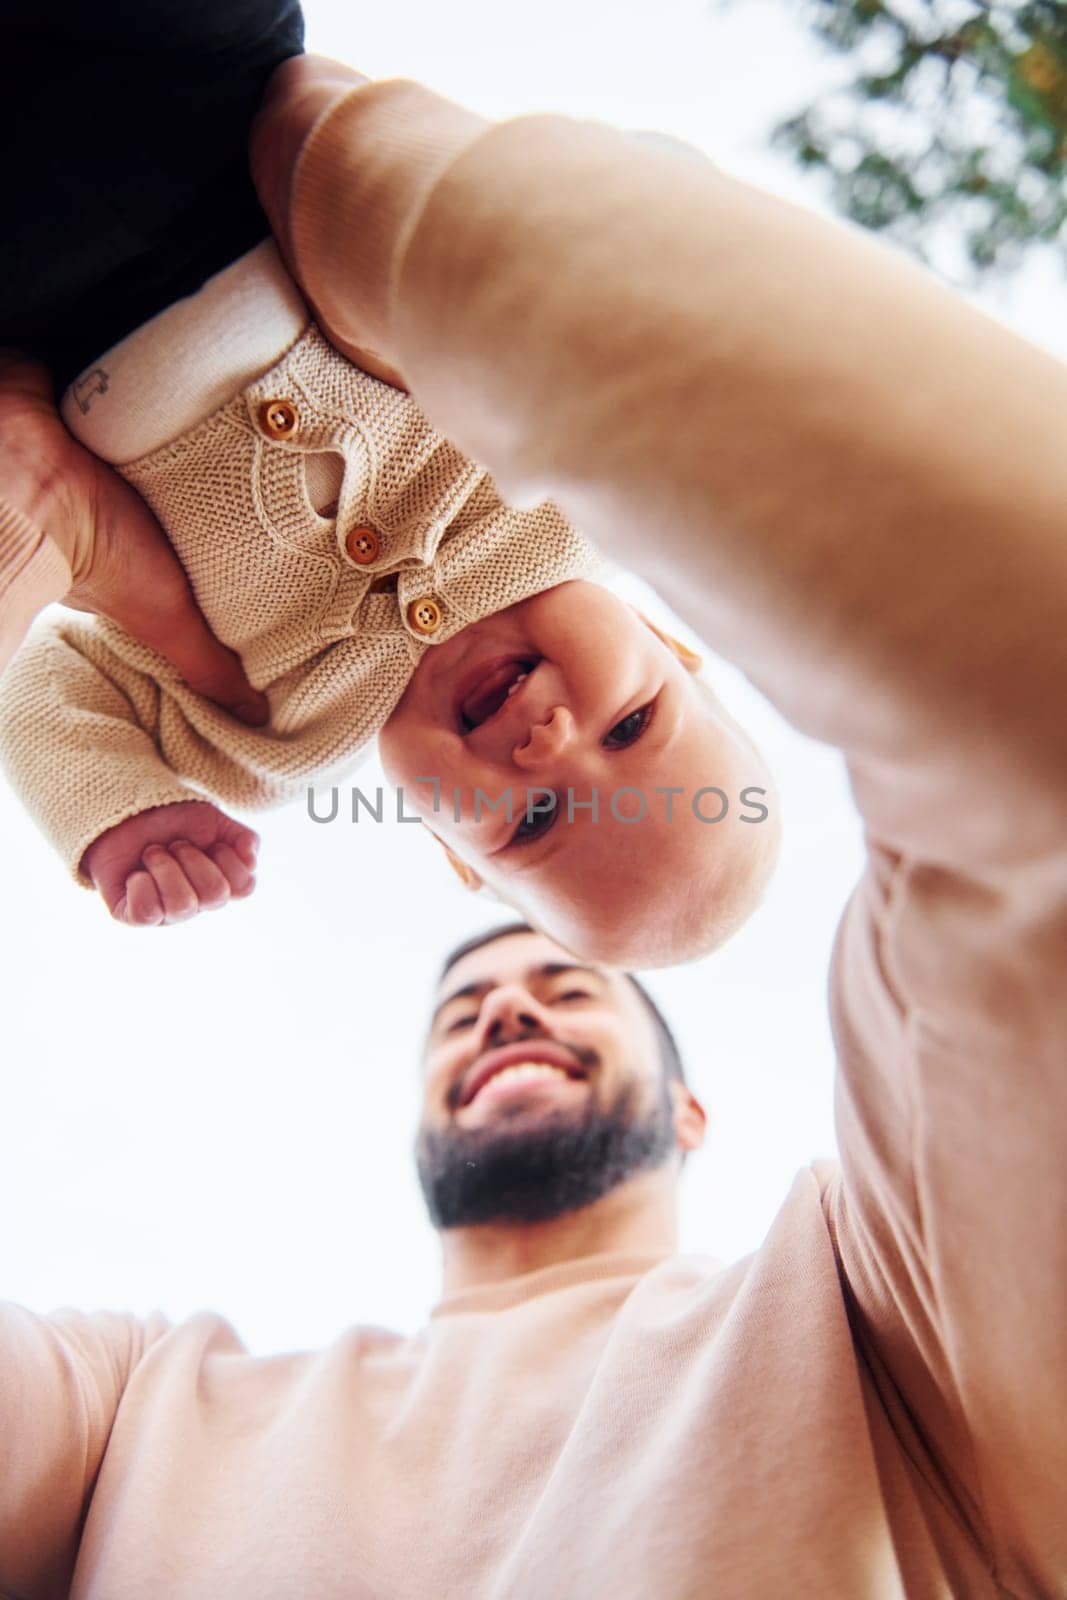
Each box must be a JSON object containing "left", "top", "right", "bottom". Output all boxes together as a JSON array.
[
  {"left": 430, "top": 831, "right": 484, "bottom": 893},
  {"left": 669, "top": 1082, "right": 708, "bottom": 1153},
  {"left": 634, "top": 611, "right": 703, "bottom": 674}
]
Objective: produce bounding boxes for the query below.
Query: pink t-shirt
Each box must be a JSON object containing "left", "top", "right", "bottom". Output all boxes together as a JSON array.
[{"left": 3, "top": 80, "right": 1065, "bottom": 1599}]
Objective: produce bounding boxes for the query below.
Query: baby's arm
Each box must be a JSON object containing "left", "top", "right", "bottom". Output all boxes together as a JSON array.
[{"left": 0, "top": 614, "right": 271, "bottom": 924}]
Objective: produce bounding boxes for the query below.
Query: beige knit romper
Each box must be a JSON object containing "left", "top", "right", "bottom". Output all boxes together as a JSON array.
[{"left": 0, "top": 259, "right": 602, "bottom": 884}]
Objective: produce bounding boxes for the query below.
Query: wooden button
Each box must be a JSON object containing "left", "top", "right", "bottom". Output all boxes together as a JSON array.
[
  {"left": 258, "top": 398, "right": 299, "bottom": 439},
  {"left": 345, "top": 524, "right": 380, "bottom": 565},
  {"left": 407, "top": 596, "right": 443, "bottom": 636}
]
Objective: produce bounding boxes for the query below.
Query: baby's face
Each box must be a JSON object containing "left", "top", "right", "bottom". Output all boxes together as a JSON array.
[{"left": 379, "top": 581, "right": 779, "bottom": 965}]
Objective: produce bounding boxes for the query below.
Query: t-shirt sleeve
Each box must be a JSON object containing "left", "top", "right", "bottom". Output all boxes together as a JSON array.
[
  {"left": 0, "top": 1303, "right": 169, "bottom": 1598},
  {"left": 821, "top": 755, "right": 1067, "bottom": 1595}
]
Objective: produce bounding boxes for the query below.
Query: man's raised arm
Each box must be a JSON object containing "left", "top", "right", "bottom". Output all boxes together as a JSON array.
[{"left": 256, "top": 67, "right": 1067, "bottom": 1591}]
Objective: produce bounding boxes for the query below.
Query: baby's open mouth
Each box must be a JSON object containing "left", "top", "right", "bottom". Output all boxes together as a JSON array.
[{"left": 457, "top": 657, "right": 540, "bottom": 733}]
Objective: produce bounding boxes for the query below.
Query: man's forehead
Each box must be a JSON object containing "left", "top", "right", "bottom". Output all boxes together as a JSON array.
[{"left": 435, "top": 930, "right": 618, "bottom": 1001}]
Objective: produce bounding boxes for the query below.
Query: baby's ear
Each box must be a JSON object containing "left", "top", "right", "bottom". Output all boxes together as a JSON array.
[
  {"left": 430, "top": 831, "right": 484, "bottom": 893},
  {"left": 634, "top": 610, "right": 704, "bottom": 674}
]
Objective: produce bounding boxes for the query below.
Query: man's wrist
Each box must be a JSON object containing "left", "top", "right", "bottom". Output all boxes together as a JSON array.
[{"left": 288, "top": 77, "right": 490, "bottom": 372}]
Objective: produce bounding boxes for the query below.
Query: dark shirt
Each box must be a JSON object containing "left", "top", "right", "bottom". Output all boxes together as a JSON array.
[{"left": 2, "top": 0, "right": 304, "bottom": 391}]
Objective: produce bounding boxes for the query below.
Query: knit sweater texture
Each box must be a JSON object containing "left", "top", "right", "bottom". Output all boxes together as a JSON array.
[{"left": 0, "top": 251, "right": 601, "bottom": 884}]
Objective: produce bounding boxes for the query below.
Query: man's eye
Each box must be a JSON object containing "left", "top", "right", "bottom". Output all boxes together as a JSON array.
[
  {"left": 446, "top": 1015, "right": 477, "bottom": 1033},
  {"left": 510, "top": 791, "right": 559, "bottom": 847},
  {"left": 603, "top": 701, "right": 654, "bottom": 749},
  {"left": 554, "top": 989, "right": 592, "bottom": 1002}
]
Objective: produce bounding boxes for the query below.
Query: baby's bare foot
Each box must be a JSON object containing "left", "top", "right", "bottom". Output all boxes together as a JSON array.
[{"left": 81, "top": 800, "right": 259, "bottom": 926}]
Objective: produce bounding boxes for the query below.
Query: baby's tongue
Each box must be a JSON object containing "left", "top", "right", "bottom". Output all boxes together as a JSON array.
[{"left": 461, "top": 661, "right": 525, "bottom": 727}]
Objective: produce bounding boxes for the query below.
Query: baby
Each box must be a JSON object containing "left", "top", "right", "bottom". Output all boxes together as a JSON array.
[{"left": 0, "top": 241, "right": 778, "bottom": 966}]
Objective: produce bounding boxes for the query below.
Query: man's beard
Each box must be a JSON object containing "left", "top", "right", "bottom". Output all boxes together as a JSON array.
[{"left": 415, "top": 1068, "right": 678, "bottom": 1228}]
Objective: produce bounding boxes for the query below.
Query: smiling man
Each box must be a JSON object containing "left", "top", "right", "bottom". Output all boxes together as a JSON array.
[
  {"left": 2, "top": 916, "right": 1064, "bottom": 1598},
  {"left": 416, "top": 922, "right": 704, "bottom": 1265}
]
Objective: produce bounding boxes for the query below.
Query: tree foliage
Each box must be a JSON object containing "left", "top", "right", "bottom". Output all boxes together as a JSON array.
[{"left": 772, "top": 1, "right": 1067, "bottom": 278}]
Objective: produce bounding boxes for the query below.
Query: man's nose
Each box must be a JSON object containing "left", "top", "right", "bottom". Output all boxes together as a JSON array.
[
  {"left": 476, "top": 983, "right": 551, "bottom": 1047},
  {"left": 511, "top": 705, "right": 577, "bottom": 771}
]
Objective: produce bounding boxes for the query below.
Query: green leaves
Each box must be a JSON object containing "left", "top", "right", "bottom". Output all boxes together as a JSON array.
[{"left": 762, "top": 1, "right": 1067, "bottom": 279}]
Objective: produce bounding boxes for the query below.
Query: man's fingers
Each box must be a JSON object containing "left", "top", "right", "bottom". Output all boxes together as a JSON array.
[{"left": 0, "top": 350, "right": 55, "bottom": 405}]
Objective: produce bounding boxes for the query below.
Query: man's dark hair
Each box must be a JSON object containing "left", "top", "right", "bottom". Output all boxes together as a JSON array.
[{"left": 437, "top": 921, "right": 687, "bottom": 1088}]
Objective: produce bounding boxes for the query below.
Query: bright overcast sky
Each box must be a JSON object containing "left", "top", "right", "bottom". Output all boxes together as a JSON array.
[{"left": 1, "top": 0, "right": 1057, "bottom": 1354}]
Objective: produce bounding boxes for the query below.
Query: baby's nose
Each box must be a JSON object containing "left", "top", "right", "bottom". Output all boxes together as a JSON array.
[{"left": 512, "top": 705, "right": 576, "bottom": 770}]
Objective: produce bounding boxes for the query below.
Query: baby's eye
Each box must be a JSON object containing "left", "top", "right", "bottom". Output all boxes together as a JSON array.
[
  {"left": 510, "top": 791, "right": 559, "bottom": 847},
  {"left": 603, "top": 701, "right": 655, "bottom": 749}
]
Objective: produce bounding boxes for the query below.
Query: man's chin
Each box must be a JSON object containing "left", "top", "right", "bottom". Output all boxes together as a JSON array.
[{"left": 415, "top": 1085, "right": 675, "bottom": 1230}]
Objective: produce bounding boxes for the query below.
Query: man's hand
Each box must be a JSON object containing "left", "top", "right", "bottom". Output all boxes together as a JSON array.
[
  {"left": 0, "top": 353, "right": 269, "bottom": 724},
  {"left": 82, "top": 800, "right": 259, "bottom": 926},
  {"left": 249, "top": 54, "right": 409, "bottom": 391}
]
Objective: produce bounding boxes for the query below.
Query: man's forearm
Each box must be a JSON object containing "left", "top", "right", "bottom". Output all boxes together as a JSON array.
[{"left": 289, "top": 80, "right": 1067, "bottom": 869}]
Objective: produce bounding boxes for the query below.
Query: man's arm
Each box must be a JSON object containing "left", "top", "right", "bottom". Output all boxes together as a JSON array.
[
  {"left": 272, "top": 79, "right": 1067, "bottom": 850},
  {"left": 0, "top": 1305, "right": 168, "bottom": 1598},
  {"left": 256, "top": 73, "right": 1067, "bottom": 1588}
]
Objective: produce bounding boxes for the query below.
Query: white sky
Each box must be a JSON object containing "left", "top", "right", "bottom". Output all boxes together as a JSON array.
[{"left": 1, "top": 0, "right": 1058, "bottom": 1353}]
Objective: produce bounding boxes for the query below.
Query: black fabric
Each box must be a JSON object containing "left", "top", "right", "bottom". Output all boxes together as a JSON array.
[{"left": 2, "top": 0, "right": 305, "bottom": 391}]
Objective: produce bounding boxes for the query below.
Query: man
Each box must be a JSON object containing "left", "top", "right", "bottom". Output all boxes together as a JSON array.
[
  {"left": 1, "top": 911, "right": 1059, "bottom": 1598},
  {"left": 416, "top": 921, "right": 706, "bottom": 1274}
]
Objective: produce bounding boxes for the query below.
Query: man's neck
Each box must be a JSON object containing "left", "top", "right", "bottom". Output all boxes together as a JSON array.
[{"left": 437, "top": 1167, "right": 679, "bottom": 1296}]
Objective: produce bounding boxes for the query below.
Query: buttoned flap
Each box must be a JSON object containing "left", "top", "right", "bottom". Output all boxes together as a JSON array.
[
  {"left": 267, "top": 326, "right": 490, "bottom": 572},
  {"left": 244, "top": 351, "right": 376, "bottom": 565},
  {"left": 117, "top": 400, "right": 364, "bottom": 689}
]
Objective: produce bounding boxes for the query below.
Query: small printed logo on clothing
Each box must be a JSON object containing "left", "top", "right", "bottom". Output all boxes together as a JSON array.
[{"left": 73, "top": 368, "right": 110, "bottom": 414}]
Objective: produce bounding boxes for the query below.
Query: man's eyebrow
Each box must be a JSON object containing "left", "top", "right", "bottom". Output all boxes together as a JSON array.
[
  {"left": 536, "top": 963, "right": 605, "bottom": 983},
  {"left": 431, "top": 980, "right": 486, "bottom": 1025}
]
